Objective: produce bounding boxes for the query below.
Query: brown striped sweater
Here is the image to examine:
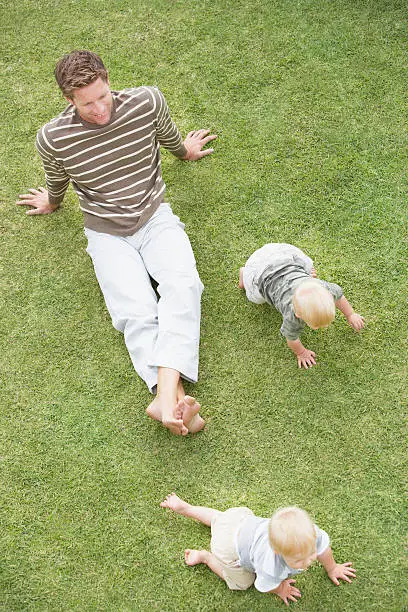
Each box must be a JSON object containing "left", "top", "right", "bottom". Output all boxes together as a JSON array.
[{"left": 36, "top": 86, "right": 187, "bottom": 236}]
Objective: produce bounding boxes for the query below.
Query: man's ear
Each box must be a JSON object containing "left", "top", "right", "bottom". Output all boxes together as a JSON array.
[{"left": 65, "top": 96, "right": 75, "bottom": 106}]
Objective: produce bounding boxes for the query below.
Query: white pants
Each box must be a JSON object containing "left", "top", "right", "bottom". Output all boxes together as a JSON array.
[{"left": 85, "top": 204, "right": 204, "bottom": 392}]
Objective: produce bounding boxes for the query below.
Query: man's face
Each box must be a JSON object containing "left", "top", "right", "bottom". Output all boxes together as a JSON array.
[{"left": 68, "top": 77, "right": 113, "bottom": 126}]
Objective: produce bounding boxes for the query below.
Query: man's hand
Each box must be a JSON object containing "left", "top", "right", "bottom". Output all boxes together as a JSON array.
[
  {"left": 272, "top": 579, "right": 301, "bottom": 606},
  {"left": 327, "top": 562, "right": 357, "bottom": 586},
  {"left": 347, "top": 313, "right": 365, "bottom": 331},
  {"left": 182, "top": 129, "right": 217, "bottom": 161},
  {"left": 16, "top": 187, "right": 58, "bottom": 215},
  {"left": 296, "top": 348, "right": 317, "bottom": 369}
]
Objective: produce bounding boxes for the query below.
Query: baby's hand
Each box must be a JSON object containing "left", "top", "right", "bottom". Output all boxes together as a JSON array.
[
  {"left": 275, "top": 578, "right": 301, "bottom": 606},
  {"left": 296, "top": 348, "right": 316, "bottom": 369},
  {"left": 347, "top": 313, "right": 365, "bottom": 331},
  {"left": 327, "top": 562, "right": 356, "bottom": 586}
]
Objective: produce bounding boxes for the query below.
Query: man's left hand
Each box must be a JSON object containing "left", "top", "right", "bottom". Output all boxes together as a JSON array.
[{"left": 183, "top": 129, "right": 217, "bottom": 161}]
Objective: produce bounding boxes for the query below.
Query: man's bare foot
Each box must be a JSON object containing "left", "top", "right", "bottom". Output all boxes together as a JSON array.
[
  {"left": 160, "top": 492, "right": 189, "bottom": 514},
  {"left": 185, "top": 549, "right": 207, "bottom": 566},
  {"left": 239, "top": 267, "right": 245, "bottom": 288},
  {"left": 177, "top": 379, "right": 186, "bottom": 402},
  {"left": 180, "top": 395, "right": 205, "bottom": 434},
  {"left": 146, "top": 397, "right": 188, "bottom": 436}
]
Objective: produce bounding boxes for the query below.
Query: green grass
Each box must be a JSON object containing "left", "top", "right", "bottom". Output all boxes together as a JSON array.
[{"left": 1, "top": 0, "right": 407, "bottom": 609}]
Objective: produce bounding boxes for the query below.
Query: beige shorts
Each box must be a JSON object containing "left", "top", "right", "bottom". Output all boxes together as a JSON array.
[{"left": 210, "top": 507, "right": 256, "bottom": 590}]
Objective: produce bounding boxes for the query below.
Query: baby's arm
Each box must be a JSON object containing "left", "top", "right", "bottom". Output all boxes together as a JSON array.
[
  {"left": 317, "top": 547, "right": 357, "bottom": 586},
  {"left": 286, "top": 338, "right": 317, "bottom": 369},
  {"left": 335, "top": 296, "right": 365, "bottom": 331},
  {"left": 270, "top": 579, "right": 301, "bottom": 606}
]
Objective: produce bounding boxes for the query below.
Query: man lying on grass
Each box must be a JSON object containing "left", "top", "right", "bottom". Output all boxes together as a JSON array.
[{"left": 17, "top": 50, "right": 216, "bottom": 435}]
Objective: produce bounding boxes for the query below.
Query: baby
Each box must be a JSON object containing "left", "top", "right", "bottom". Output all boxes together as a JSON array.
[
  {"left": 239, "top": 243, "right": 365, "bottom": 368},
  {"left": 161, "top": 493, "right": 356, "bottom": 605}
]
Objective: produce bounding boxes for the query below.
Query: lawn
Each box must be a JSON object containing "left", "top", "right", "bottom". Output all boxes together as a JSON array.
[{"left": 1, "top": 0, "right": 407, "bottom": 610}]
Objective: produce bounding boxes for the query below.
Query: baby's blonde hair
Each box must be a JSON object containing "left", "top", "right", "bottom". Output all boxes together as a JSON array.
[
  {"left": 268, "top": 507, "right": 316, "bottom": 557},
  {"left": 293, "top": 280, "right": 335, "bottom": 329}
]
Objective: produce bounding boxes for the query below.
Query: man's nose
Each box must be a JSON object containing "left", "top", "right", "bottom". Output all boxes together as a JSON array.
[{"left": 94, "top": 101, "right": 105, "bottom": 114}]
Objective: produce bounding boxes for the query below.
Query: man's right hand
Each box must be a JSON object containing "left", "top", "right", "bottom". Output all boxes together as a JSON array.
[{"left": 16, "top": 187, "right": 58, "bottom": 215}]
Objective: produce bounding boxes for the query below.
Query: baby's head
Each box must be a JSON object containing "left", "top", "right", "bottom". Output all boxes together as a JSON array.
[
  {"left": 293, "top": 280, "right": 335, "bottom": 330},
  {"left": 268, "top": 506, "right": 317, "bottom": 570}
]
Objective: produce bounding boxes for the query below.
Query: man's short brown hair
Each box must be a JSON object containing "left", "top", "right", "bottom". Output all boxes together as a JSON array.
[{"left": 54, "top": 50, "right": 108, "bottom": 98}]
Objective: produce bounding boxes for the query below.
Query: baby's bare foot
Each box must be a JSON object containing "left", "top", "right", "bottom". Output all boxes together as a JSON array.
[
  {"left": 181, "top": 396, "right": 205, "bottom": 434},
  {"left": 239, "top": 267, "right": 245, "bottom": 288},
  {"left": 160, "top": 492, "right": 189, "bottom": 514},
  {"left": 185, "top": 549, "right": 206, "bottom": 566}
]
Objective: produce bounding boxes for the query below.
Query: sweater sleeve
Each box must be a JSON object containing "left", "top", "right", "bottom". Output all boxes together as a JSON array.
[
  {"left": 36, "top": 127, "right": 70, "bottom": 206},
  {"left": 150, "top": 87, "right": 187, "bottom": 159}
]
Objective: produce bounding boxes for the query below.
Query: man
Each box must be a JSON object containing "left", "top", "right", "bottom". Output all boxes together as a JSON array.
[{"left": 17, "top": 50, "right": 216, "bottom": 436}]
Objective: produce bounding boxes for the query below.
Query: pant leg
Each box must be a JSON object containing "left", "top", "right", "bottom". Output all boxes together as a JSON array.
[
  {"left": 210, "top": 508, "right": 256, "bottom": 590},
  {"left": 85, "top": 228, "right": 159, "bottom": 392},
  {"left": 132, "top": 204, "right": 204, "bottom": 383}
]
